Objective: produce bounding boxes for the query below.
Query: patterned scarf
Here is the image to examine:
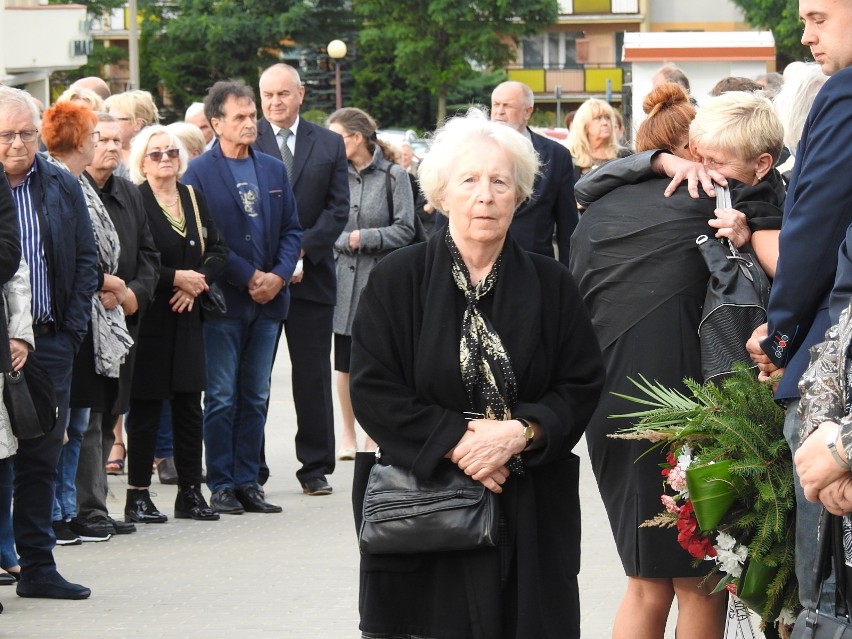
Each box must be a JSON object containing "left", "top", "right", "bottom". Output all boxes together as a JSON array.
[
  {"left": 446, "top": 231, "right": 524, "bottom": 475},
  {"left": 46, "top": 155, "right": 132, "bottom": 378}
]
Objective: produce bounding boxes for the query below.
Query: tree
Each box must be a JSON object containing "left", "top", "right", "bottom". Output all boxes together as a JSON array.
[
  {"left": 728, "top": 0, "right": 809, "bottom": 68},
  {"left": 355, "top": 0, "right": 557, "bottom": 125},
  {"left": 138, "top": 0, "right": 356, "bottom": 116}
]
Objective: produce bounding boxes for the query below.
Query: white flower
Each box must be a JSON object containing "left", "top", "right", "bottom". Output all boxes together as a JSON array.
[
  {"left": 776, "top": 607, "right": 797, "bottom": 626},
  {"left": 677, "top": 445, "right": 693, "bottom": 470},
  {"left": 713, "top": 534, "right": 748, "bottom": 578}
]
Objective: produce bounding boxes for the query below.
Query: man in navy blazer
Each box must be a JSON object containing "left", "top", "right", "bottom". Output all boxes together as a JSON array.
[
  {"left": 491, "top": 81, "right": 577, "bottom": 267},
  {"left": 252, "top": 64, "right": 349, "bottom": 496},
  {"left": 746, "top": 0, "right": 852, "bottom": 611},
  {"left": 183, "top": 80, "right": 302, "bottom": 516}
]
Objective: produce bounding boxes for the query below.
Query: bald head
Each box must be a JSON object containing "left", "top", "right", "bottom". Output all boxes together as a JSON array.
[
  {"left": 490, "top": 81, "right": 534, "bottom": 133},
  {"left": 71, "top": 76, "right": 111, "bottom": 100},
  {"left": 258, "top": 64, "right": 304, "bottom": 129}
]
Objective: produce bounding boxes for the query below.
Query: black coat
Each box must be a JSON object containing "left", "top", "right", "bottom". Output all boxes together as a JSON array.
[
  {"left": 70, "top": 173, "right": 161, "bottom": 413},
  {"left": 350, "top": 233, "right": 605, "bottom": 638},
  {"left": 0, "top": 164, "right": 22, "bottom": 372},
  {"left": 131, "top": 182, "right": 227, "bottom": 400},
  {"left": 508, "top": 130, "right": 577, "bottom": 268}
]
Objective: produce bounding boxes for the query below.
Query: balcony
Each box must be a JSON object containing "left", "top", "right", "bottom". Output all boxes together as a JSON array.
[
  {"left": 3, "top": 3, "right": 90, "bottom": 72},
  {"left": 559, "top": 0, "right": 640, "bottom": 16},
  {"left": 508, "top": 65, "right": 623, "bottom": 99}
]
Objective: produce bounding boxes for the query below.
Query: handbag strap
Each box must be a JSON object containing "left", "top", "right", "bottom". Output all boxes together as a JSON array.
[
  {"left": 186, "top": 185, "right": 206, "bottom": 254},
  {"left": 813, "top": 508, "right": 852, "bottom": 619}
]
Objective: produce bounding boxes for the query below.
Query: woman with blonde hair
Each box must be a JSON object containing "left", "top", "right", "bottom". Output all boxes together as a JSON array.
[
  {"left": 104, "top": 90, "right": 160, "bottom": 178},
  {"left": 566, "top": 98, "right": 626, "bottom": 180}
]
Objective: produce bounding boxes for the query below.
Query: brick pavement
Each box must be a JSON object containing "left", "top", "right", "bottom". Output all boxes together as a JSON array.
[{"left": 0, "top": 342, "right": 676, "bottom": 638}]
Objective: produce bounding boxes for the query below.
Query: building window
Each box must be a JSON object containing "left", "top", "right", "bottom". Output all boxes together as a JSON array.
[{"left": 522, "top": 32, "right": 584, "bottom": 69}]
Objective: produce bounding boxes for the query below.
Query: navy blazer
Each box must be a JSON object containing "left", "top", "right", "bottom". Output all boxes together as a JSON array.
[
  {"left": 31, "top": 154, "right": 98, "bottom": 349},
  {"left": 762, "top": 65, "right": 852, "bottom": 398},
  {"left": 183, "top": 145, "right": 303, "bottom": 321},
  {"left": 509, "top": 129, "right": 577, "bottom": 268},
  {"left": 253, "top": 117, "right": 349, "bottom": 306}
]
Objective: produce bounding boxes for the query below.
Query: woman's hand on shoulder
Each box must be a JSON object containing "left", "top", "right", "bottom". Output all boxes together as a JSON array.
[{"left": 652, "top": 153, "right": 726, "bottom": 199}]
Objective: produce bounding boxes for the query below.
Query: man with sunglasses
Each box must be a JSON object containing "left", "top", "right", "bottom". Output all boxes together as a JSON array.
[
  {"left": 0, "top": 86, "right": 97, "bottom": 599},
  {"left": 183, "top": 80, "right": 302, "bottom": 515}
]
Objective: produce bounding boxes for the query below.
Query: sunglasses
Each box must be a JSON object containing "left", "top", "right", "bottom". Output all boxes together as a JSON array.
[{"left": 146, "top": 148, "right": 180, "bottom": 162}]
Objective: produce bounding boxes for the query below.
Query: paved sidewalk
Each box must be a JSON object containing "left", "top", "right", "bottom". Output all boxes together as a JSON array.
[{"left": 0, "top": 342, "right": 670, "bottom": 638}]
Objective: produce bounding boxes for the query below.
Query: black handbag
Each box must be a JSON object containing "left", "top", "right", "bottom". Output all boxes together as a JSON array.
[
  {"left": 186, "top": 185, "right": 227, "bottom": 317},
  {"left": 696, "top": 186, "right": 771, "bottom": 381},
  {"left": 358, "top": 452, "right": 499, "bottom": 554},
  {"left": 3, "top": 351, "right": 58, "bottom": 440},
  {"left": 791, "top": 510, "right": 852, "bottom": 639}
]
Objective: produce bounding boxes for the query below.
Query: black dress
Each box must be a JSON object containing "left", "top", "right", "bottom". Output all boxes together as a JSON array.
[{"left": 569, "top": 177, "right": 782, "bottom": 577}]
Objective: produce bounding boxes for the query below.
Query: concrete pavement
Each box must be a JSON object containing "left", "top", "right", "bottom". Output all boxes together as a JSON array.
[{"left": 0, "top": 341, "right": 676, "bottom": 638}]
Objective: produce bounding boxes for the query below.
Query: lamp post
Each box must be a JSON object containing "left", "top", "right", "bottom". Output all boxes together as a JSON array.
[{"left": 327, "top": 39, "right": 347, "bottom": 110}]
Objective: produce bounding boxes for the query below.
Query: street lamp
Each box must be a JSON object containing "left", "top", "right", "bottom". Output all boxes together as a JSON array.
[{"left": 327, "top": 39, "right": 347, "bottom": 110}]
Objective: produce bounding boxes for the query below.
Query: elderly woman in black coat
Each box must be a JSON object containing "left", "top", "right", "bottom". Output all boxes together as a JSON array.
[{"left": 349, "top": 109, "right": 605, "bottom": 639}]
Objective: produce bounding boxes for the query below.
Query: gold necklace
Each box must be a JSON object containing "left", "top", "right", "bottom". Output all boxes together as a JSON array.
[{"left": 155, "top": 192, "right": 179, "bottom": 208}]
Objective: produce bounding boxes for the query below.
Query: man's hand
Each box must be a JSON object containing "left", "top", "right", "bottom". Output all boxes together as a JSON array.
[
  {"left": 348, "top": 230, "right": 361, "bottom": 251},
  {"left": 797, "top": 421, "right": 851, "bottom": 502},
  {"left": 9, "top": 338, "right": 28, "bottom": 372},
  {"left": 248, "top": 271, "right": 285, "bottom": 304},
  {"left": 122, "top": 288, "right": 139, "bottom": 316},
  {"left": 652, "top": 153, "right": 727, "bottom": 199},
  {"left": 101, "top": 273, "right": 128, "bottom": 309}
]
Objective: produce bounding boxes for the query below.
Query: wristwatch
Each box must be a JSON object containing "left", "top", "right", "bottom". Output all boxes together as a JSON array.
[
  {"left": 826, "top": 425, "right": 850, "bottom": 470},
  {"left": 517, "top": 418, "right": 534, "bottom": 450}
]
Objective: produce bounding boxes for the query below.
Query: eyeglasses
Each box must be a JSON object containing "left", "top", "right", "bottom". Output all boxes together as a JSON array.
[
  {"left": 89, "top": 131, "right": 101, "bottom": 143},
  {"left": 145, "top": 148, "right": 180, "bottom": 162},
  {"left": 0, "top": 130, "right": 38, "bottom": 145}
]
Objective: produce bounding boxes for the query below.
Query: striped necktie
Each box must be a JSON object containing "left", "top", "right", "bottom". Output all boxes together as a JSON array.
[{"left": 278, "top": 128, "right": 294, "bottom": 181}]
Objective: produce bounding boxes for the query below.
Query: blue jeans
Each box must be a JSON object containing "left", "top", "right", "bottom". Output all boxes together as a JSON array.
[
  {"left": 53, "top": 407, "right": 89, "bottom": 521},
  {"left": 0, "top": 458, "right": 16, "bottom": 569},
  {"left": 203, "top": 306, "right": 279, "bottom": 492},
  {"left": 15, "top": 331, "right": 74, "bottom": 578}
]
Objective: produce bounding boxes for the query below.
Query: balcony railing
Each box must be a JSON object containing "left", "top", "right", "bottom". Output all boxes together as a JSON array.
[
  {"left": 508, "top": 65, "right": 623, "bottom": 96},
  {"left": 558, "top": 0, "right": 639, "bottom": 15}
]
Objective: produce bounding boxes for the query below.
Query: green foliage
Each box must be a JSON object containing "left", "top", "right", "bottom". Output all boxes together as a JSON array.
[
  {"left": 614, "top": 366, "right": 798, "bottom": 621},
  {"left": 728, "top": 0, "right": 810, "bottom": 67},
  {"left": 301, "top": 108, "right": 330, "bottom": 126},
  {"left": 355, "top": 0, "right": 557, "bottom": 124}
]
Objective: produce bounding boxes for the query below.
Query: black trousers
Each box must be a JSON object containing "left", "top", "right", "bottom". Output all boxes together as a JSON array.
[{"left": 126, "top": 393, "right": 203, "bottom": 488}]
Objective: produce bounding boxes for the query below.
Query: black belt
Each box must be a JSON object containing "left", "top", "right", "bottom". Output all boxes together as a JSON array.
[{"left": 32, "top": 323, "right": 55, "bottom": 337}]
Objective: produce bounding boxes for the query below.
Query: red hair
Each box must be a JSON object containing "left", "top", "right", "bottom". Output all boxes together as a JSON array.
[{"left": 41, "top": 101, "right": 98, "bottom": 155}]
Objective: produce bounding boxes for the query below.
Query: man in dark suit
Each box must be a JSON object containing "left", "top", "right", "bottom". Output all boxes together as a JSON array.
[
  {"left": 253, "top": 64, "right": 349, "bottom": 495},
  {"left": 490, "top": 81, "right": 577, "bottom": 267},
  {"left": 183, "top": 80, "right": 302, "bottom": 515},
  {"left": 0, "top": 86, "right": 97, "bottom": 599},
  {"left": 746, "top": 0, "right": 852, "bottom": 611}
]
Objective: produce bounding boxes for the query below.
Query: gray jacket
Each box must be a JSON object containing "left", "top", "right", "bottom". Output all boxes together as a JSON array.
[{"left": 333, "top": 147, "right": 414, "bottom": 335}]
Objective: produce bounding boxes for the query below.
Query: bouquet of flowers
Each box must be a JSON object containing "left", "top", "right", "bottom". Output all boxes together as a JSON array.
[{"left": 611, "top": 365, "right": 799, "bottom": 627}]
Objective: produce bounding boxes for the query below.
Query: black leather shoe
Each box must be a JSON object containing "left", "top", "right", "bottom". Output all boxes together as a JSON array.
[
  {"left": 0, "top": 572, "right": 16, "bottom": 586},
  {"left": 124, "top": 489, "right": 168, "bottom": 524},
  {"left": 301, "top": 478, "right": 333, "bottom": 496},
  {"left": 235, "top": 484, "right": 282, "bottom": 513},
  {"left": 106, "top": 516, "right": 136, "bottom": 535},
  {"left": 175, "top": 485, "right": 220, "bottom": 521},
  {"left": 155, "top": 457, "right": 178, "bottom": 485},
  {"left": 210, "top": 488, "right": 244, "bottom": 515},
  {"left": 17, "top": 571, "right": 91, "bottom": 600}
]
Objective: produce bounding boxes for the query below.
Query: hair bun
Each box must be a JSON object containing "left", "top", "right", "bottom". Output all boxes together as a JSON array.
[{"left": 643, "top": 83, "right": 689, "bottom": 118}]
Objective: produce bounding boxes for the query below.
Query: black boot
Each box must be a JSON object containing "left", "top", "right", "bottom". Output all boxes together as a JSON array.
[
  {"left": 175, "top": 485, "right": 220, "bottom": 521},
  {"left": 124, "top": 489, "right": 168, "bottom": 524}
]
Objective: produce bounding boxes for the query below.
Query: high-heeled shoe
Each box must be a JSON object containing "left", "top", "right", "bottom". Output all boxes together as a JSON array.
[
  {"left": 175, "top": 485, "right": 220, "bottom": 521},
  {"left": 124, "top": 489, "right": 168, "bottom": 524}
]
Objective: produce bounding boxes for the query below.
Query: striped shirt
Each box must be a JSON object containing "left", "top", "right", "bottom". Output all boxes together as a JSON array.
[{"left": 11, "top": 163, "right": 53, "bottom": 324}]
